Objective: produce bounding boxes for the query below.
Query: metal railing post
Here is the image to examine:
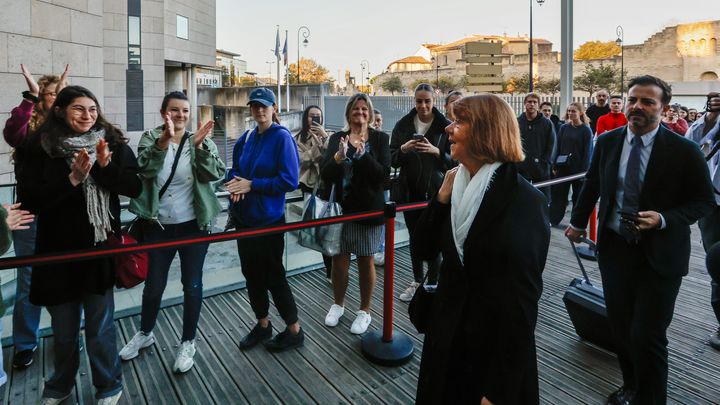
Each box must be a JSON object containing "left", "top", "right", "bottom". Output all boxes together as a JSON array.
[{"left": 360, "top": 201, "right": 414, "bottom": 366}]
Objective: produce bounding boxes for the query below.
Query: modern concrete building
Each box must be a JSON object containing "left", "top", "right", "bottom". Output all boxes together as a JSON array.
[{"left": 0, "top": 0, "right": 217, "bottom": 182}]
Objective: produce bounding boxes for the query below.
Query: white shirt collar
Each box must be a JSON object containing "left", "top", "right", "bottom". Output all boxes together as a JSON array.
[{"left": 626, "top": 124, "right": 660, "bottom": 147}]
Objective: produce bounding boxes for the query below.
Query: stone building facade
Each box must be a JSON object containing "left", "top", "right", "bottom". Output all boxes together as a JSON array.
[
  {"left": 0, "top": 0, "right": 216, "bottom": 184},
  {"left": 374, "top": 21, "right": 720, "bottom": 97}
]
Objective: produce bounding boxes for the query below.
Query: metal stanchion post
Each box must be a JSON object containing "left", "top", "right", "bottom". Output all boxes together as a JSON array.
[
  {"left": 361, "top": 201, "right": 414, "bottom": 366},
  {"left": 577, "top": 207, "right": 598, "bottom": 261}
]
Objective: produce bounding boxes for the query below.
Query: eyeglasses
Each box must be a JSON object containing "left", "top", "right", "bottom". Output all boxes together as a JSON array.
[{"left": 69, "top": 105, "right": 98, "bottom": 116}]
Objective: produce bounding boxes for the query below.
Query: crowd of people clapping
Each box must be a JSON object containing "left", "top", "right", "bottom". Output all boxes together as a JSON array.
[{"left": 1, "top": 61, "right": 720, "bottom": 405}]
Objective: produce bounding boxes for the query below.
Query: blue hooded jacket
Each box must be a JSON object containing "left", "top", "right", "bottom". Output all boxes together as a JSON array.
[{"left": 227, "top": 123, "right": 299, "bottom": 227}]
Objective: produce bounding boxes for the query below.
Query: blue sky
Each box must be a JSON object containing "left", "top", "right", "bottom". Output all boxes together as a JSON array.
[{"left": 216, "top": 0, "right": 718, "bottom": 85}]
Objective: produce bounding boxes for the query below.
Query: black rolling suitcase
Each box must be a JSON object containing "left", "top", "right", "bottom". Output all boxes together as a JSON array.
[{"left": 562, "top": 237, "right": 616, "bottom": 353}]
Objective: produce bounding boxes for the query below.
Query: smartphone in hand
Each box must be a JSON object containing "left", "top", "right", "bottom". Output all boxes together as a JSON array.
[{"left": 413, "top": 133, "right": 425, "bottom": 141}]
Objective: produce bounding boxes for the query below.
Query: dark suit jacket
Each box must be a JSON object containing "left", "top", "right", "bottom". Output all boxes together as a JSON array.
[
  {"left": 570, "top": 125, "right": 714, "bottom": 277},
  {"left": 413, "top": 163, "right": 550, "bottom": 405}
]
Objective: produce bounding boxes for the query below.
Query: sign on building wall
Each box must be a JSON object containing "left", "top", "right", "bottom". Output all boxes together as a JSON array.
[
  {"left": 197, "top": 70, "right": 222, "bottom": 88},
  {"left": 463, "top": 41, "right": 504, "bottom": 93}
]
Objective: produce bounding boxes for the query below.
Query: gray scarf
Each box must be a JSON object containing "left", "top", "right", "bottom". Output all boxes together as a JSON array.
[{"left": 42, "top": 129, "right": 112, "bottom": 243}]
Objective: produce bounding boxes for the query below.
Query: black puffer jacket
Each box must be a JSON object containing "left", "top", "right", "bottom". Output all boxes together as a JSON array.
[{"left": 390, "top": 107, "right": 453, "bottom": 201}]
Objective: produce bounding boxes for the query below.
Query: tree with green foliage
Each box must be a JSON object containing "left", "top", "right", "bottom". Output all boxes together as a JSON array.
[
  {"left": 536, "top": 77, "right": 561, "bottom": 95},
  {"left": 574, "top": 63, "right": 621, "bottom": 96},
  {"left": 434, "top": 76, "right": 457, "bottom": 94},
  {"left": 574, "top": 40, "right": 621, "bottom": 60},
  {"left": 380, "top": 76, "right": 403, "bottom": 95},
  {"left": 409, "top": 78, "right": 431, "bottom": 93}
]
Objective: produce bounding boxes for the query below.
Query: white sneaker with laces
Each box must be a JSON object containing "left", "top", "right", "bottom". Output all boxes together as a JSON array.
[
  {"left": 97, "top": 391, "right": 122, "bottom": 405},
  {"left": 325, "top": 304, "right": 345, "bottom": 327},
  {"left": 119, "top": 331, "right": 155, "bottom": 360},
  {"left": 350, "top": 310, "right": 372, "bottom": 334},
  {"left": 374, "top": 252, "right": 385, "bottom": 266},
  {"left": 399, "top": 282, "right": 420, "bottom": 302},
  {"left": 39, "top": 393, "right": 72, "bottom": 405},
  {"left": 173, "top": 340, "right": 196, "bottom": 373}
]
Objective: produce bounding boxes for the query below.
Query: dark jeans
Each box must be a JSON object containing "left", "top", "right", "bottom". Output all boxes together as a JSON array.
[
  {"left": 404, "top": 209, "right": 440, "bottom": 284},
  {"left": 698, "top": 206, "right": 720, "bottom": 325},
  {"left": 549, "top": 176, "right": 584, "bottom": 226},
  {"left": 11, "top": 221, "right": 42, "bottom": 352},
  {"left": 236, "top": 220, "right": 299, "bottom": 325},
  {"left": 140, "top": 220, "right": 209, "bottom": 342},
  {"left": 598, "top": 229, "right": 682, "bottom": 404},
  {"left": 44, "top": 289, "right": 122, "bottom": 400}
]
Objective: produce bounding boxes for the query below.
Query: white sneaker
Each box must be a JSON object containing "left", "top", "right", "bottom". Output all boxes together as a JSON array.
[
  {"left": 97, "top": 391, "right": 122, "bottom": 405},
  {"left": 399, "top": 282, "right": 420, "bottom": 302},
  {"left": 173, "top": 340, "right": 196, "bottom": 373},
  {"left": 325, "top": 304, "right": 345, "bottom": 327},
  {"left": 39, "top": 393, "right": 72, "bottom": 405},
  {"left": 350, "top": 311, "right": 372, "bottom": 334},
  {"left": 119, "top": 331, "right": 155, "bottom": 360},
  {"left": 374, "top": 252, "right": 385, "bottom": 266}
]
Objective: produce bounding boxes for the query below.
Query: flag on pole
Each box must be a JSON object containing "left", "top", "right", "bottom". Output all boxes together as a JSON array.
[
  {"left": 282, "top": 34, "right": 288, "bottom": 66},
  {"left": 274, "top": 27, "right": 281, "bottom": 60}
]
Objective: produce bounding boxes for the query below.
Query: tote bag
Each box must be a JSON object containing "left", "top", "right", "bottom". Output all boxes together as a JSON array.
[{"left": 298, "top": 184, "right": 343, "bottom": 256}]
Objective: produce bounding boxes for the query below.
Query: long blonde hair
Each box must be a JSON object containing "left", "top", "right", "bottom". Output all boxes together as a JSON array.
[{"left": 28, "top": 75, "right": 62, "bottom": 132}]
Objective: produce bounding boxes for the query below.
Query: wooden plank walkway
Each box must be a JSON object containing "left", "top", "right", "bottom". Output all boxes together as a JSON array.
[{"left": 2, "top": 225, "right": 720, "bottom": 404}]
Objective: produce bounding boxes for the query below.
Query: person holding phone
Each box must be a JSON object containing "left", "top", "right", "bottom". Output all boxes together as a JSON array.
[
  {"left": 390, "top": 83, "right": 453, "bottom": 302},
  {"left": 295, "top": 105, "right": 332, "bottom": 277}
]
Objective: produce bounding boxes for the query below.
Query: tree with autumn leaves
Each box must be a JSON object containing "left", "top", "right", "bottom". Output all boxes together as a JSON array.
[{"left": 288, "top": 57, "right": 332, "bottom": 84}]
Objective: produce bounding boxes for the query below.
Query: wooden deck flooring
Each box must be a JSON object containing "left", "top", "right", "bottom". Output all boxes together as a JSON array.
[{"left": 3, "top": 226, "right": 720, "bottom": 404}]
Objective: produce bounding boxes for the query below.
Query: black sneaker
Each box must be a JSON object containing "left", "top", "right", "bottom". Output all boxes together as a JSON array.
[
  {"left": 710, "top": 327, "right": 720, "bottom": 351},
  {"left": 13, "top": 347, "right": 36, "bottom": 369},
  {"left": 264, "top": 327, "right": 304, "bottom": 352},
  {"left": 239, "top": 322, "right": 272, "bottom": 350}
]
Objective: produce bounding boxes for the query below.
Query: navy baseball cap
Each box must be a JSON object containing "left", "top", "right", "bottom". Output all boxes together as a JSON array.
[{"left": 248, "top": 88, "right": 276, "bottom": 107}]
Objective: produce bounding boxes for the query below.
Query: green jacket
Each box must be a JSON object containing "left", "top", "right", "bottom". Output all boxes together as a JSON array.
[{"left": 129, "top": 126, "right": 226, "bottom": 230}]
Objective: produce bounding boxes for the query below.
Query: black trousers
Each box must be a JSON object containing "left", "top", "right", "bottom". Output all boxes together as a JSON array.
[
  {"left": 404, "top": 208, "right": 440, "bottom": 284},
  {"left": 549, "top": 177, "right": 583, "bottom": 226},
  {"left": 598, "top": 229, "right": 682, "bottom": 405},
  {"left": 698, "top": 206, "right": 720, "bottom": 325},
  {"left": 236, "top": 222, "right": 299, "bottom": 326}
]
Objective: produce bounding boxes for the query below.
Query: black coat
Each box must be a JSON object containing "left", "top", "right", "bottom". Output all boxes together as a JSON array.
[
  {"left": 413, "top": 163, "right": 550, "bottom": 404},
  {"left": 570, "top": 125, "right": 715, "bottom": 277},
  {"left": 517, "top": 114, "right": 556, "bottom": 181},
  {"left": 390, "top": 107, "right": 453, "bottom": 201},
  {"left": 320, "top": 128, "right": 390, "bottom": 226},
  {"left": 18, "top": 134, "right": 142, "bottom": 306}
]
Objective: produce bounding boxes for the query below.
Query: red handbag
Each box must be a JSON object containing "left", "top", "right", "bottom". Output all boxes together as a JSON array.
[{"left": 108, "top": 232, "right": 148, "bottom": 289}]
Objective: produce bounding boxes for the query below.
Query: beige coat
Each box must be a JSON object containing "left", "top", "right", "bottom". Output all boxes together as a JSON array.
[{"left": 295, "top": 131, "right": 328, "bottom": 190}]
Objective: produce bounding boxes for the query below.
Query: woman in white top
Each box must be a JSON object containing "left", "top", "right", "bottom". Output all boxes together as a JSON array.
[{"left": 120, "top": 92, "right": 226, "bottom": 373}]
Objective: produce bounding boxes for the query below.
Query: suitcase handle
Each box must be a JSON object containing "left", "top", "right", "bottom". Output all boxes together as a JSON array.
[{"left": 566, "top": 236, "right": 596, "bottom": 287}]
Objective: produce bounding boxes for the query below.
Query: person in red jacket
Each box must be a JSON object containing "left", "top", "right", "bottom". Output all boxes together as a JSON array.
[
  {"left": 662, "top": 104, "right": 689, "bottom": 135},
  {"left": 595, "top": 95, "right": 628, "bottom": 136}
]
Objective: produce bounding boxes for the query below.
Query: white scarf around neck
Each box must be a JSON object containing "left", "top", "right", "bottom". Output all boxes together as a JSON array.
[{"left": 451, "top": 162, "right": 503, "bottom": 264}]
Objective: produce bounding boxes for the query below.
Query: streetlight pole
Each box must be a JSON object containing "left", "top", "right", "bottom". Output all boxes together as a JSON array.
[
  {"left": 616, "top": 25, "right": 624, "bottom": 97},
  {"left": 529, "top": 0, "right": 546, "bottom": 93},
  {"left": 297, "top": 26, "right": 310, "bottom": 84},
  {"left": 361, "top": 60, "right": 369, "bottom": 92},
  {"left": 431, "top": 53, "right": 439, "bottom": 88},
  {"left": 266, "top": 61, "right": 274, "bottom": 84}
]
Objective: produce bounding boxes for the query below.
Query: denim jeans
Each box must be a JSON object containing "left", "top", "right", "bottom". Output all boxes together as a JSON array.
[
  {"left": 11, "top": 221, "right": 41, "bottom": 352},
  {"left": 43, "top": 288, "right": 122, "bottom": 400},
  {"left": 140, "top": 220, "right": 209, "bottom": 341}
]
